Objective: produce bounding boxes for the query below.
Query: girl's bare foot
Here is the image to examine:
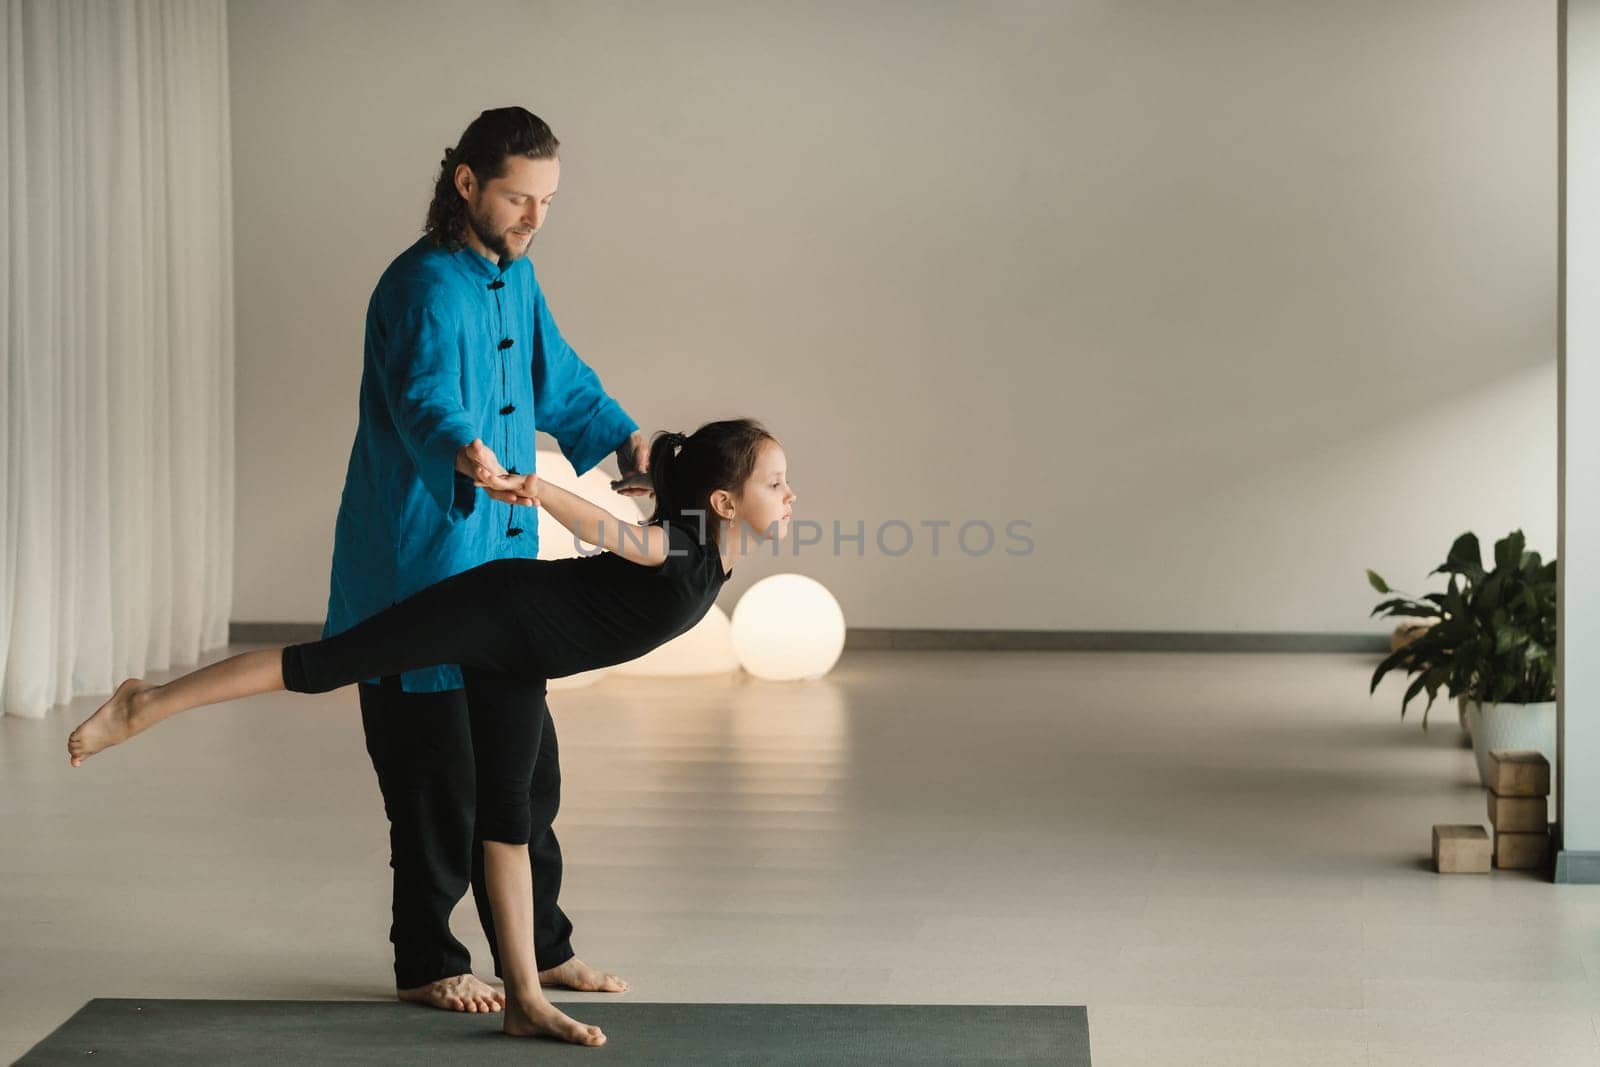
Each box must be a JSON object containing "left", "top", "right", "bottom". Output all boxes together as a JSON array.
[
  {"left": 539, "top": 955, "right": 630, "bottom": 993},
  {"left": 398, "top": 973, "right": 504, "bottom": 1013},
  {"left": 504, "top": 995, "right": 607, "bottom": 1046},
  {"left": 67, "top": 679, "right": 150, "bottom": 767}
]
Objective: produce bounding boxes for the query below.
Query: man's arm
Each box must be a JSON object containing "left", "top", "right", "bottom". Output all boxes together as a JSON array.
[
  {"left": 376, "top": 302, "right": 507, "bottom": 518},
  {"left": 527, "top": 271, "right": 641, "bottom": 478}
]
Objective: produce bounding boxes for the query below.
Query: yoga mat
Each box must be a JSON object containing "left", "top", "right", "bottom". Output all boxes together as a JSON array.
[{"left": 20, "top": 999, "right": 1091, "bottom": 1065}]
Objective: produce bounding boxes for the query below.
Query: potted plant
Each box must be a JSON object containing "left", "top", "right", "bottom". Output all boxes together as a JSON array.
[{"left": 1366, "top": 530, "right": 1557, "bottom": 786}]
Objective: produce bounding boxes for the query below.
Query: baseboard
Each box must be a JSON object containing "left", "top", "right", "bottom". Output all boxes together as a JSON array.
[
  {"left": 230, "top": 622, "right": 324, "bottom": 644},
  {"left": 1554, "top": 850, "right": 1600, "bottom": 884},
  {"left": 844, "top": 629, "right": 1387, "bottom": 653},
  {"left": 230, "top": 622, "right": 1388, "bottom": 655}
]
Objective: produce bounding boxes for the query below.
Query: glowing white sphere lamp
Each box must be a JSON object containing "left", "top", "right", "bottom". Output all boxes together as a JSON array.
[
  {"left": 614, "top": 605, "right": 740, "bottom": 677},
  {"left": 731, "top": 574, "right": 845, "bottom": 681},
  {"left": 533, "top": 449, "right": 646, "bottom": 691}
]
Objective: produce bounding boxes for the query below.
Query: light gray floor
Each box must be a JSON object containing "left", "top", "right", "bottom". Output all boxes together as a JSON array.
[{"left": 4, "top": 648, "right": 1598, "bottom": 1065}]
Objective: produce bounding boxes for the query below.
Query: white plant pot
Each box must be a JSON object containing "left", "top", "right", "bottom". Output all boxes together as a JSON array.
[{"left": 1464, "top": 699, "right": 1557, "bottom": 790}]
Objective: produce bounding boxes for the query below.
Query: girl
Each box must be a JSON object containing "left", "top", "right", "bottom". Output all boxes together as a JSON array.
[{"left": 67, "top": 418, "right": 795, "bottom": 1048}]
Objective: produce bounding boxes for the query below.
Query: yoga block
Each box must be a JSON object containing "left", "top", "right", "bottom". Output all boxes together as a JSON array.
[
  {"left": 1487, "top": 750, "right": 1550, "bottom": 797},
  {"left": 1493, "top": 829, "right": 1551, "bottom": 870},
  {"left": 1432, "top": 824, "right": 1490, "bottom": 874},
  {"left": 1487, "top": 792, "right": 1548, "bottom": 833}
]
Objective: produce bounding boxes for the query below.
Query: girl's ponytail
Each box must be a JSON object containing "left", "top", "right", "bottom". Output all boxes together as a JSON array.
[{"left": 647, "top": 430, "right": 688, "bottom": 525}]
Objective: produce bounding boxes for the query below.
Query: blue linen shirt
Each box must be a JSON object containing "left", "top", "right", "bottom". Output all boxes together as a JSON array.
[{"left": 324, "top": 236, "right": 639, "bottom": 692}]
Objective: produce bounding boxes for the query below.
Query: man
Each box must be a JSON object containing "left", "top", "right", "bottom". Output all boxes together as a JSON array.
[{"left": 327, "top": 107, "right": 641, "bottom": 1012}]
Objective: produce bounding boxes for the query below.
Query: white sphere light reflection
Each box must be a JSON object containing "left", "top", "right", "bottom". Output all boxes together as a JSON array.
[
  {"left": 731, "top": 574, "right": 845, "bottom": 681},
  {"left": 614, "top": 606, "right": 740, "bottom": 677}
]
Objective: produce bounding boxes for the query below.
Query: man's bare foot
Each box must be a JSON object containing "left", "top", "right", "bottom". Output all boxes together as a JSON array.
[
  {"left": 397, "top": 973, "right": 504, "bottom": 1013},
  {"left": 67, "top": 679, "right": 151, "bottom": 767},
  {"left": 504, "top": 995, "right": 606, "bottom": 1046},
  {"left": 539, "top": 956, "right": 630, "bottom": 993}
]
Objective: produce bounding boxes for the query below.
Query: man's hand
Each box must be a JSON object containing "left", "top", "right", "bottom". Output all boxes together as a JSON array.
[
  {"left": 612, "top": 430, "right": 653, "bottom": 497},
  {"left": 455, "top": 439, "right": 508, "bottom": 484}
]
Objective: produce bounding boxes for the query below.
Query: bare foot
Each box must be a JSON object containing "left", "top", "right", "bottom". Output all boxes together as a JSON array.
[
  {"left": 505, "top": 995, "right": 606, "bottom": 1045},
  {"left": 397, "top": 972, "right": 504, "bottom": 1012},
  {"left": 539, "top": 955, "right": 630, "bottom": 993},
  {"left": 67, "top": 679, "right": 151, "bottom": 767}
]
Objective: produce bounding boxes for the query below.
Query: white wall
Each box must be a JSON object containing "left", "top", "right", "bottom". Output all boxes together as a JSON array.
[
  {"left": 1559, "top": 0, "right": 1600, "bottom": 856},
  {"left": 229, "top": 0, "right": 1557, "bottom": 632}
]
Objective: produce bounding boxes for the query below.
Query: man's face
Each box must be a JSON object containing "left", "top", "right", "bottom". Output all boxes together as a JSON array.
[{"left": 458, "top": 155, "right": 559, "bottom": 263}]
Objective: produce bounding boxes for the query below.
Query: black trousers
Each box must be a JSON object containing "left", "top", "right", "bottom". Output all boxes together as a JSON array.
[{"left": 358, "top": 673, "right": 576, "bottom": 989}]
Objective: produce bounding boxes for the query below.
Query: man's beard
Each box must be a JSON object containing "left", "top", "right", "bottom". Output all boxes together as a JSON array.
[{"left": 467, "top": 205, "right": 527, "bottom": 263}]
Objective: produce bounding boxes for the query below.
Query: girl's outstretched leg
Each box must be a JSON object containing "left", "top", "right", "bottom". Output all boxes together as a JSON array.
[
  {"left": 67, "top": 558, "right": 537, "bottom": 767},
  {"left": 482, "top": 840, "right": 606, "bottom": 1046},
  {"left": 67, "top": 648, "right": 286, "bottom": 766}
]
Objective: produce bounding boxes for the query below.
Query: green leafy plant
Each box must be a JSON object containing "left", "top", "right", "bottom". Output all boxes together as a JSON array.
[{"left": 1366, "top": 530, "right": 1556, "bottom": 726}]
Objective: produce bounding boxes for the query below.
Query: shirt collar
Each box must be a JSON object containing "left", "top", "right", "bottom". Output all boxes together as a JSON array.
[{"left": 454, "top": 245, "right": 517, "bottom": 284}]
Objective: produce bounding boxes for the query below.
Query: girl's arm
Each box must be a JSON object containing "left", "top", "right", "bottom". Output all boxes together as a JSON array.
[{"left": 509, "top": 474, "right": 669, "bottom": 568}]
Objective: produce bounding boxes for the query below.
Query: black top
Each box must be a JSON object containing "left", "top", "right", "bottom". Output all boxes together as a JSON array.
[{"left": 515, "top": 519, "right": 730, "bottom": 679}]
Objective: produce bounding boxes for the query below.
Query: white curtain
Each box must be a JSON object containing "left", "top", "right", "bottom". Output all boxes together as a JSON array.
[{"left": 2, "top": 0, "right": 234, "bottom": 719}]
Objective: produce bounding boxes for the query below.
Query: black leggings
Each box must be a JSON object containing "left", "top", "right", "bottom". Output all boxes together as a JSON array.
[
  {"left": 284, "top": 560, "right": 543, "bottom": 695},
  {"left": 457, "top": 669, "right": 548, "bottom": 845},
  {"left": 285, "top": 560, "right": 555, "bottom": 845}
]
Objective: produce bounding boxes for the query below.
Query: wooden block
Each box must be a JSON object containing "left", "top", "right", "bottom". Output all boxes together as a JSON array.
[
  {"left": 1390, "top": 620, "right": 1435, "bottom": 653},
  {"left": 1487, "top": 792, "right": 1548, "bottom": 833},
  {"left": 1493, "top": 829, "right": 1551, "bottom": 870},
  {"left": 1432, "top": 824, "right": 1490, "bottom": 874},
  {"left": 1487, "top": 750, "right": 1550, "bottom": 797}
]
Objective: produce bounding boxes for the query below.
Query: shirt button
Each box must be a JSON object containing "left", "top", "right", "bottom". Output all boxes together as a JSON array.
[
  {"left": 487, "top": 280, "right": 505, "bottom": 290},
  {"left": 498, "top": 338, "right": 515, "bottom": 350},
  {"left": 500, "top": 404, "right": 517, "bottom": 415}
]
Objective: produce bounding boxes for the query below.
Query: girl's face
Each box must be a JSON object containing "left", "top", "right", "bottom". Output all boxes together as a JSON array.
[{"left": 733, "top": 440, "right": 795, "bottom": 541}]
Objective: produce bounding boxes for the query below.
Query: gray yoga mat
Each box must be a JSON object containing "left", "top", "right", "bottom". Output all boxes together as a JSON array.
[{"left": 20, "top": 998, "right": 1091, "bottom": 1065}]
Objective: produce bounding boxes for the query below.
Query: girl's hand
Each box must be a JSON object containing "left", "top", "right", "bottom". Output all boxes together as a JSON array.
[{"left": 477, "top": 471, "right": 540, "bottom": 507}]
